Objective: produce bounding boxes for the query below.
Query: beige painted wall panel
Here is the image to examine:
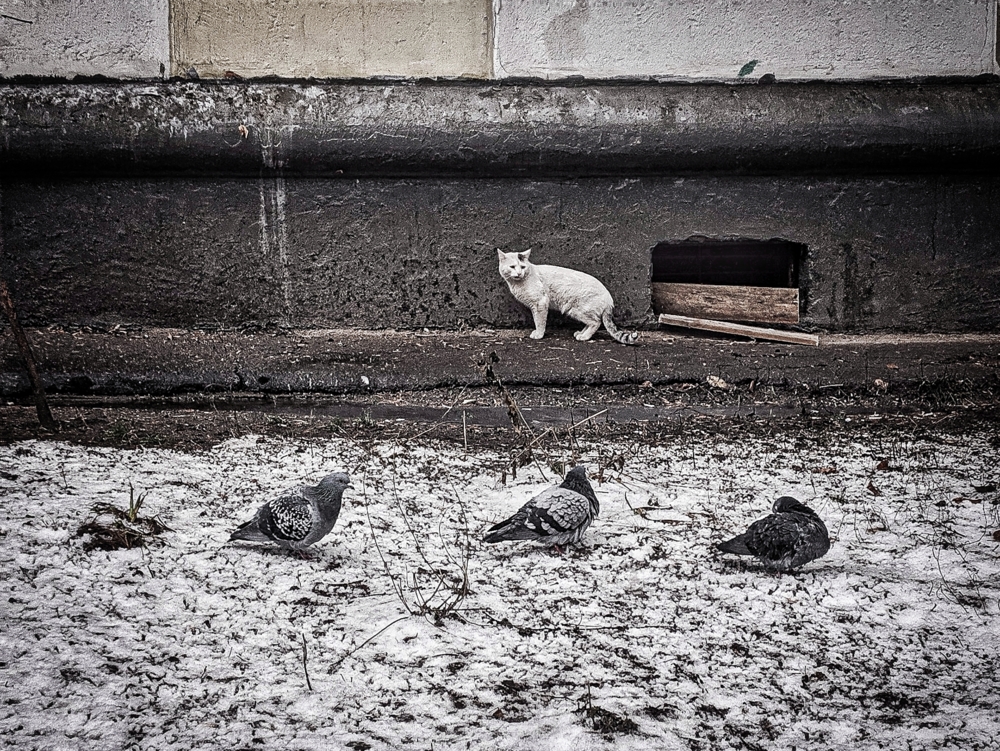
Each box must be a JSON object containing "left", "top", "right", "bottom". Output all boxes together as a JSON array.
[
  {"left": 171, "top": 0, "right": 491, "bottom": 79},
  {"left": 495, "top": 0, "right": 998, "bottom": 80},
  {"left": 0, "top": 0, "right": 168, "bottom": 79}
]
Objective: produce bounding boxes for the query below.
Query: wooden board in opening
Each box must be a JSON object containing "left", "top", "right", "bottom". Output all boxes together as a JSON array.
[
  {"left": 651, "top": 282, "right": 799, "bottom": 324},
  {"left": 658, "top": 314, "right": 819, "bottom": 346}
]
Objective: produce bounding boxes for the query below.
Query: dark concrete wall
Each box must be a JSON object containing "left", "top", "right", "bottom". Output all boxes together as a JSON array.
[{"left": 3, "top": 82, "right": 1000, "bottom": 333}]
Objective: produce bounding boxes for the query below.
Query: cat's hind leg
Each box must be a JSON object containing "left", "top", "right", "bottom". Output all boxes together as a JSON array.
[{"left": 574, "top": 321, "right": 601, "bottom": 341}]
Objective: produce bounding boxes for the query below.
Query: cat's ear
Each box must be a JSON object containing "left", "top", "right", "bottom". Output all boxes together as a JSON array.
[
  {"left": 518, "top": 249, "right": 532, "bottom": 261},
  {"left": 496, "top": 248, "right": 505, "bottom": 260}
]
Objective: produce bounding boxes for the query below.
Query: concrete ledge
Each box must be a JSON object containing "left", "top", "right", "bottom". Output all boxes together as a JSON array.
[
  {"left": 3, "top": 80, "right": 1000, "bottom": 177},
  {"left": 3, "top": 328, "right": 998, "bottom": 399}
]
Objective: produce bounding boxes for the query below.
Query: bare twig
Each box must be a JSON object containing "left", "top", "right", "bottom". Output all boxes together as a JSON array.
[
  {"left": 567, "top": 409, "right": 609, "bottom": 432},
  {"left": 0, "top": 181, "right": 55, "bottom": 431},
  {"left": 301, "top": 633, "right": 313, "bottom": 691},
  {"left": 365, "top": 461, "right": 473, "bottom": 625},
  {"left": 477, "top": 351, "right": 533, "bottom": 437},
  {"left": 410, "top": 381, "right": 474, "bottom": 441},
  {"left": 329, "top": 616, "right": 410, "bottom": 675},
  {"left": 362, "top": 470, "right": 413, "bottom": 614},
  {"left": 0, "top": 277, "right": 57, "bottom": 431},
  {"left": 508, "top": 410, "right": 612, "bottom": 481}
]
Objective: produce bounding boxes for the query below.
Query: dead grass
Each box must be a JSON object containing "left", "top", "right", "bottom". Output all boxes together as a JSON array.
[{"left": 75, "top": 483, "right": 171, "bottom": 551}]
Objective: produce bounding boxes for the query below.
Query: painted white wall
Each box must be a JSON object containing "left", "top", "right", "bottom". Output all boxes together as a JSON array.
[
  {"left": 493, "top": 0, "right": 998, "bottom": 80},
  {"left": 0, "top": 0, "right": 168, "bottom": 79}
]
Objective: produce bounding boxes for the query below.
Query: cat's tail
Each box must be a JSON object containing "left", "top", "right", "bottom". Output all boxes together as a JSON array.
[{"left": 602, "top": 311, "right": 639, "bottom": 346}]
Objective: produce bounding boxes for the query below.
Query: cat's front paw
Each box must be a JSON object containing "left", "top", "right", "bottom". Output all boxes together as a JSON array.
[{"left": 529, "top": 330, "right": 545, "bottom": 340}]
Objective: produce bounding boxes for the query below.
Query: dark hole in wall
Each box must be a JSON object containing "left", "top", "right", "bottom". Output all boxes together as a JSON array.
[{"left": 651, "top": 238, "right": 804, "bottom": 288}]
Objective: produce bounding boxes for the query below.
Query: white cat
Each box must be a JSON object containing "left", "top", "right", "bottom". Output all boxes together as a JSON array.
[{"left": 497, "top": 249, "right": 638, "bottom": 345}]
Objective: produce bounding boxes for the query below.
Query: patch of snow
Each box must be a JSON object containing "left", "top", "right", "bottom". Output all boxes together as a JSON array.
[{"left": 1, "top": 428, "right": 998, "bottom": 749}]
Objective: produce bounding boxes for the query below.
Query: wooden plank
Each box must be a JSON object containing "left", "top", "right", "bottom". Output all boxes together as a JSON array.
[
  {"left": 658, "top": 313, "right": 820, "bottom": 346},
  {"left": 651, "top": 282, "right": 799, "bottom": 324}
]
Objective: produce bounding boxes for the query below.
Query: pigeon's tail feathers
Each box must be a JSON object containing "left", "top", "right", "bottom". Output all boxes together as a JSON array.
[
  {"left": 483, "top": 512, "right": 535, "bottom": 543},
  {"left": 483, "top": 527, "right": 533, "bottom": 543},
  {"left": 229, "top": 519, "right": 271, "bottom": 543},
  {"left": 717, "top": 534, "right": 752, "bottom": 556},
  {"left": 601, "top": 310, "right": 639, "bottom": 346}
]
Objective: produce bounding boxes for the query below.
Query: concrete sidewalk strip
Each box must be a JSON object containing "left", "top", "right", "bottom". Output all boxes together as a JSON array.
[{"left": 2, "top": 327, "right": 999, "bottom": 400}]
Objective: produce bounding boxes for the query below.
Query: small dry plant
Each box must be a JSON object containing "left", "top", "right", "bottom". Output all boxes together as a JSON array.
[
  {"left": 365, "top": 474, "right": 473, "bottom": 626},
  {"left": 576, "top": 685, "right": 639, "bottom": 738},
  {"left": 477, "top": 349, "right": 610, "bottom": 484},
  {"left": 76, "top": 482, "right": 170, "bottom": 551}
]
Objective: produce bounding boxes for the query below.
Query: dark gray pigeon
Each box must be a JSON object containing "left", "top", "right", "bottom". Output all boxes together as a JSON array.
[
  {"left": 483, "top": 466, "right": 599, "bottom": 554},
  {"left": 717, "top": 496, "right": 830, "bottom": 573},
  {"left": 229, "top": 472, "right": 352, "bottom": 553}
]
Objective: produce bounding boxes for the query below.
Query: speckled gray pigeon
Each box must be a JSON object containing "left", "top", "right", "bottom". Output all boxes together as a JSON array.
[
  {"left": 483, "top": 466, "right": 599, "bottom": 553},
  {"left": 229, "top": 472, "right": 352, "bottom": 552},
  {"left": 717, "top": 496, "right": 830, "bottom": 573}
]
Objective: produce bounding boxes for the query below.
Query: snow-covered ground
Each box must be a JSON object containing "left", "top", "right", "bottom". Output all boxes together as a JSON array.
[{"left": 2, "top": 427, "right": 999, "bottom": 750}]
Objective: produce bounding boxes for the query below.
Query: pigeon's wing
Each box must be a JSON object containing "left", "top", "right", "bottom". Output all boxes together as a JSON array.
[
  {"left": 744, "top": 513, "right": 803, "bottom": 562},
  {"left": 483, "top": 486, "right": 593, "bottom": 543},
  {"left": 787, "top": 512, "right": 830, "bottom": 567},
  {"left": 521, "top": 487, "right": 592, "bottom": 538},
  {"left": 257, "top": 490, "right": 314, "bottom": 544},
  {"left": 296, "top": 484, "right": 345, "bottom": 545},
  {"left": 746, "top": 511, "right": 831, "bottom": 568}
]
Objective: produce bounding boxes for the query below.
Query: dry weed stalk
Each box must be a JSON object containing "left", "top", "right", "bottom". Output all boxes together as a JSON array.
[
  {"left": 478, "top": 349, "right": 616, "bottom": 483},
  {"left": 363, "top": 470, "right": 473, "bottom": 626},
  {"left": 477, "top": 350, "right": 532, "bottom": 437}
]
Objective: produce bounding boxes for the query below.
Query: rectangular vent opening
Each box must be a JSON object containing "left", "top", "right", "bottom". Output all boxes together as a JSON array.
[{"left": 651, "top": 239, "right": 805, "bottom": 325}]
